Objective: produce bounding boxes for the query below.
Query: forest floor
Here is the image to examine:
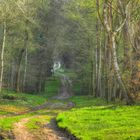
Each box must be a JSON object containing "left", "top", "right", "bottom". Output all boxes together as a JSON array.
[
  {"left": 0, "top": 77, "right": 75, "bottom": 140},
  {"left": 0, "top": 77, "right": 140, "bottom": 140},
  {"left": 0, "top": 91, "right": 140, "bottom": 140},
  {"left": 0, "top": 90, "right": 75, "bottom": 140}
]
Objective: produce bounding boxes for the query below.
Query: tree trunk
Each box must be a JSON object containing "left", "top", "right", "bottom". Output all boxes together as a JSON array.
[
  {"left": 0, "top": 21, "right": 6, "bottom": 92},
  {"left": 16, "top": 29, "right": 28, "bottom": 92},
  {"left": 16, "top": 49, "right": 25, "bottom": 92},
  {"left": 111, "top": 34, "right": 134, "bottom": 104},
  {"left": 23, "top": 47, "right": 28, "bottom": 91},
  {"left": 10, "top": 60, "right": 15, "bottom": 90}
]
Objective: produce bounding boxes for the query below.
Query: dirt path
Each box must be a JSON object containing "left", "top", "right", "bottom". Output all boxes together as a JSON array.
[
  {"left": 13, "top": 117, "right": 73, "bottom": 140},
  {"left": 53, "top": 74, "right": 72, "bottom": 100},
  {"left": 34, "top": 120, "right": 70, "bottom": 140},
  {"left": 12, "top": 73, "right": 75, "bottom": 140},
  {"left": 13, "top": 118, "right": 36, "bottom": 140},
  {"left": 10, "top": 99, "right": 75, "bottom": 140}
]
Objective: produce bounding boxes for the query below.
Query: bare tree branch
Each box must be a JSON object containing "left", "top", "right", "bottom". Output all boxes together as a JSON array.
[{"left": 11, "top": 0, "right": 38, "bottom": 26}]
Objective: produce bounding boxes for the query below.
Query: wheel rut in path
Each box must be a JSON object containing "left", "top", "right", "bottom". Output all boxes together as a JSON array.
[{"left": 13, "top": 117, "right": 76, "bottom": 140}]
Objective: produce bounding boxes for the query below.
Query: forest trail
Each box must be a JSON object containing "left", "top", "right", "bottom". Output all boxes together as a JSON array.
[
  {"left": 13, "top": 117, "right": 71, "bottom": 140},
  {"left": 13, "top": 118, "right": 36, "bottom": 140},
  {"left": 12, "top": 77, "right": 74, "bottom": 140},
  {"left": 5, "top": 69, "right": 75, "bottom": 140},
  {"left": 54, "top": 74, "right": 72, "bottom": 100}
]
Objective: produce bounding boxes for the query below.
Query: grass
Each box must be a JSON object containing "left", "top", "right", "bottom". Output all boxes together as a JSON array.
[
  {"left": 0, "top": 91, "right": 47, "bottom": 107},
  {"left": 0, "top": 93, "right": 46, "bottom": 131},
  {"left": 0, "top": 78, "right": 61, "bottom": 134},
  {"left": 25, "top": 109, "right": 63, "bottom": 131},
  {"left": 0, "top": 78, "right": 60, "bottom": 115},
  {"left": 0, "top": 77, "right": 140, "bottom": 140},
  {"left": 44, "top": 77, "right": 61, "bottom": 98},
  {"left": 0, "top": 92, "right": 46, "bottom": 116},
  {"left": 0, "top": 105, "right": 28, "bottom": 115},
  {"left": 0, "top": 114, "right": 31, "bottom": 131},
  {"left": 57, "top": 102, "right": 140, "bottom": 140},
  {"left": 26, "top": 115, "right": 51, "bottom": 130},
  {"left": 68, "top": 96, "right": 108, "bottom": 107},
  {"left": 0, "top": 91, "right": 47, "bottom": 136}
]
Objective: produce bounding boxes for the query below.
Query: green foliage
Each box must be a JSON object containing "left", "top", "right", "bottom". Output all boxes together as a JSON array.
[
  {"left": 57, "top": 106, "right": 140, "bottom": 140},
  {"left": 63, "top": 0, "right": 96, "bottom": 21}
]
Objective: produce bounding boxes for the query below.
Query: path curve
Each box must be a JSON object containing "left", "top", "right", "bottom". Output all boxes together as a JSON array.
[{"left": 13, "top": 117, "right": 72, "bottom": 140}]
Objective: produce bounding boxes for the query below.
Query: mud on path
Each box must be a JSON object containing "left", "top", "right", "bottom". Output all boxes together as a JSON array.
[
  {"left": 5, "top": 72, "right": 75, "bottom": 140},
  {"left": 32, "top": 119, "right": 72, "bottom": 140},
  {"left": 13, "top": 117, "right": 74, "bottom": 140}
]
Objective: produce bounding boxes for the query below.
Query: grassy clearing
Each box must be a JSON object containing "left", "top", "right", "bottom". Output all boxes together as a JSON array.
[
  {"left": 0, "top": 77, "right": 61, "bottom": 134},
  {"left": 0, "top": 91, "right": 45, "bottom": 131},
  {"left": 0, "top": 78, "right": 60, "bottom": 116},
  {"left": 0, "top": 91, "right": 46, "bottom": 107},
  {"left": 0, "top": 92, "right": 46, "bottom": 132},
  {"left": 0, "top": 78, "right": 139, "bottom": 140},
  {"left": 0, "top": 92, "right": 46, "bottom": 116},
  {"left": 68, "top": 96, "right": 108, "bottom": 107},
  {"left": 57, "top": 103, "right": 140, "bottom": 140}
]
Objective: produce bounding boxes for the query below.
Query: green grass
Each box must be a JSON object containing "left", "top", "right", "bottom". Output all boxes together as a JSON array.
[
  {"left": 0, "top": 91, "right": 47, "bottom": 131},
  {"left": 26, "top": 115, "right": 51, "bottom": 130},
  {"left": 0, "top": 91, "right": 46, "bottom": 109},
  {"left": 57, "top": 105, "right": 140, "bottom": 140},
  {"left": 0, "top": 78, "right": 61, "bottom": 115},
  {"left": 0, "top": 92, "right": 48, "bottom": 116},
  {"left": 68, "top": 96, "right": 108, "bottom": 107},
  {"left": 0, "top": 114, "right": 31, "bottom": 131},
  {"left": 0, "top": 78, "right": 61, "bottom": 133},
  {"left": 1, "top": 79, "right": 139, "bottom": 140},
  {"left": 44, "top": 77, "right": 61, "bottom": 98},
  {"left": 25, "top": 109, "right": 63, "bottom": 131}
]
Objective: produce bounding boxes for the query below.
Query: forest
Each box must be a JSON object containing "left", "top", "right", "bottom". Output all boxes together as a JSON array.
[{"left": 0, "top": 0, "right": 140, "bottom": 140}]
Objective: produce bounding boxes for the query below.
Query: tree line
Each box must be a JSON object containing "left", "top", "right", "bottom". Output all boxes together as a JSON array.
[{"left": 0, "top": 0, "right": 140, "bottom": 104}]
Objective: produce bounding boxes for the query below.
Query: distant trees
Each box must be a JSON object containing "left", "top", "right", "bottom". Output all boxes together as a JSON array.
[
  {"left": 0, "top": 0, "right": 140, "bottom": 103},
  {"left": 0, "top": 0, "right": 54, "bottom": 93},
  {"left": 56, "top": 0, "right": 140, "bottom": 104}
]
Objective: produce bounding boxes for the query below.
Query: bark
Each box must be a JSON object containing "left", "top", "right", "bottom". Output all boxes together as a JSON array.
[
  {"left": 16, "top": 49, "right": 25, "bottom": 92},
  {"left": 88, "top": 37, "right": 94, "bottom": 96},
  {"left": 95, "top": 18, "right": 102, "bottom": 97},
  {"left": 102, "top": 0, "right": 134, "bottom": 104},
  {"left": 111, "top": 34, "right": 129, "bottom": 101},
  {"left": 16, "top": 29, "right": 28, "bottom": 92},
  {"left": 97, "top": 45, "right": 102, "bottom": 97},
  {"left": 23, "top": 47, "right": 28, "bottom": 91},
  {"left": 0, "top": 21, "right": 6, "bottom": 92},
  {"left": 10, "top": 61, "right": 15, "bottom": 90},
  {"left": 95, "top": 46, "right": 98, "bottom": 97}
]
